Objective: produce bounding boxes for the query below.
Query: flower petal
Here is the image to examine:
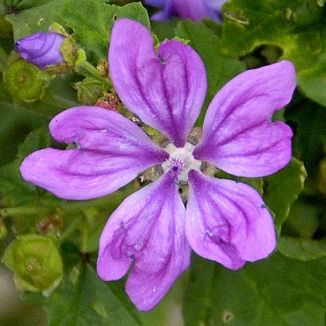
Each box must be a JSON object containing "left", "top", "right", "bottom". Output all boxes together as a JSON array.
[
  {"left": 20, "top": 107, "right": 168, "bottom": 200},
  {"left": 109, "top": 19, "right": 207, "bottom": 147},
  {"left": 194, "top": 61, "right": 296, "bottom": 177},
  {"left": 171, "top": 0, "right": 208, "bottom": 20},
  {"left": 186, "top": 170, "right": 276, "bottom": 270},
  {"left": 97, "top": 171, "right": 190, "bottom": 311}
]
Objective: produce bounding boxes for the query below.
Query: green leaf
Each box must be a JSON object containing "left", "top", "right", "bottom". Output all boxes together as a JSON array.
[
  {"left": 45, "top": 264, "right": 141, "bottom": 326},
  {"left": 115, "top": 2, "right": 150, "bottom": 28},
  {"left": 298, "top": 54, "right": 326, "bottom": 108},
  {"left": 15, "top": 0, "right": 56, "bottom": 10},
  {"left": 174, "top": 20, "right": 245, "bottom": 124},
  {"left": 0, "top": 84, "right": 47, "bottom": 166},
  {"left": 64, "top": 1, "right": 149, "bottom": 62},
  {"left": 151, "top": 20, "right": 179, "bottom": 41},
  {"left": 285, "top": 99, "right": 326, "bottom": 178},
  {"left": 183, "top": 254, "right": 326, "bottom": 326},
  {"left": 6, "top": 0, "right": 66, "bottom": 39},
  {"left": 279, "top": 237, "right": 326, "bottom": 261},
  {"left": 263, "top": 158, "right": 307, "bottom": 228},
  {"left": 0, "top": 128, "right": 50, "bottom": 207},
  {"left": 183, "top": 256, "right": 216, "bottom": 326},
  {"left": 221, "top": 0, "right": 326, "bottom": 108},
  {"left": 283, "top": 200, "right": 319, "bottom": 239},
  {"left": 221, "top": 0, "right": 324, "bottom": 70}
]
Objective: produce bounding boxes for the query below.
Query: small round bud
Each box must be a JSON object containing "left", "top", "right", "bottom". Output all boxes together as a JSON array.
[
  {"left": 3, "top": 60, "right": 46, "bottom": 102},
  {"left": 15, "top": 32, "right": 65, "bottom": 69},
  {"left": 2, "top": 234, "right": 63, "bottom": 295}
]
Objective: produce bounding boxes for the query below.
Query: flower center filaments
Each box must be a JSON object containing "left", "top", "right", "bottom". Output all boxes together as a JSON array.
[{"left": 161, "top": 142, "right": 201, "bottom": 182}]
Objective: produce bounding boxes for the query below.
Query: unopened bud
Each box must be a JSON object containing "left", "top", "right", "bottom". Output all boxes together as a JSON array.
[
  {"left": 3, "top": 60, "right": 46, "bottom": 102},
  {"left": 15, "top": 32, "right": 65, "bottom": 69},
  {"left": 2, "top": 234, "right": 63, "bottom": 295}
]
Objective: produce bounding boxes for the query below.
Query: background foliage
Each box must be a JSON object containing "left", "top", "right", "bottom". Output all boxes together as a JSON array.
[{"left": 0, "top": 0, "right": 325, "bottom": 325}]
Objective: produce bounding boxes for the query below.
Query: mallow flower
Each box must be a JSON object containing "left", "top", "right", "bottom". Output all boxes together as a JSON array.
[
  {"left": 145, "top": 0, "right": 227, "bottom": 21},
  {"left": 20, "top": 19, "right": 296, "bottom": 311},
  {"left": 15, "top": 32, "right": 65, "bottom": 69}
]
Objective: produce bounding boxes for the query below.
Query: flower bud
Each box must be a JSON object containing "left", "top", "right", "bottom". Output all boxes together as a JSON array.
[
  {"left": 2, "top": 234, "right": 63, "bottom": 295},
  {"left": 3, "top": 60, "right": 46, "bottom": 102},
  {"left": 15, "top": 32, "right": 65, "bottom": 69}
]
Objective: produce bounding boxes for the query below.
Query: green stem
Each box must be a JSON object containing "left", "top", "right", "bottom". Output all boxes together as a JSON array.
[
  {"left": 74, "top": 60, "right": 111, "bottom": 91},
  {"left": 0, "top": 206, "right": 42, "bottom": 217},
  {"left": 75, "top": 61, "right": 102, "bottom": 80},
  {"left": 74, "top": 60, "right": 104, "bottom": 81}
]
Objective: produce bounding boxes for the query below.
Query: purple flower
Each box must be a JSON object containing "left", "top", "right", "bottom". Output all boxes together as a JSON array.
[
  {"left": 20, "top": 19, "right": 296, "bottom": 311},
  {"left": 15, "top": 32, "right": 65, "bottom": 69},
  {"left": 145, "top": 0, "right": 227, "bottom": 21}
]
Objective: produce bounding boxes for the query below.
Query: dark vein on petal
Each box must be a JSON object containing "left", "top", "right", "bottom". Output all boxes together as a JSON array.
[
  {"left": 220, "top": 137, "right": 284, "bottom": 158},
  {"left": 214, "top": 120, "right": 266, "bottom": 147}
]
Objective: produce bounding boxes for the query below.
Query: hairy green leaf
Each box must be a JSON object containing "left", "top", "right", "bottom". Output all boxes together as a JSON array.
[
  {"left": 183, "top": 254, "right": 326, "bottom": 326},
  {"left": 45, "top": 264, "right": 141, "bottom": 326}
]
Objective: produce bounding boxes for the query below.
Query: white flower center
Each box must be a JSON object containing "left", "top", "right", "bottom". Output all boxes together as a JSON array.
[{"left": 161, "top": 142, "right": 201, "bottom": 182}]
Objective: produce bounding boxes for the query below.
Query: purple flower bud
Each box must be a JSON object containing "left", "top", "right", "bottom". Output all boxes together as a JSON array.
[{"left": 15, "top": 32, "right": 65, "bottom": 69}]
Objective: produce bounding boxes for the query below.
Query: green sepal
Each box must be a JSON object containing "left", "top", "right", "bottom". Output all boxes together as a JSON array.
[
  {"left": 60, "top": 35, "right": 78, "bottom": 66},
  {"left": 74, "top": 77, "right": 107, "bottom": 105},
  {"left": 48, "top": 22, "right": 67, "bottom": 36}
]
